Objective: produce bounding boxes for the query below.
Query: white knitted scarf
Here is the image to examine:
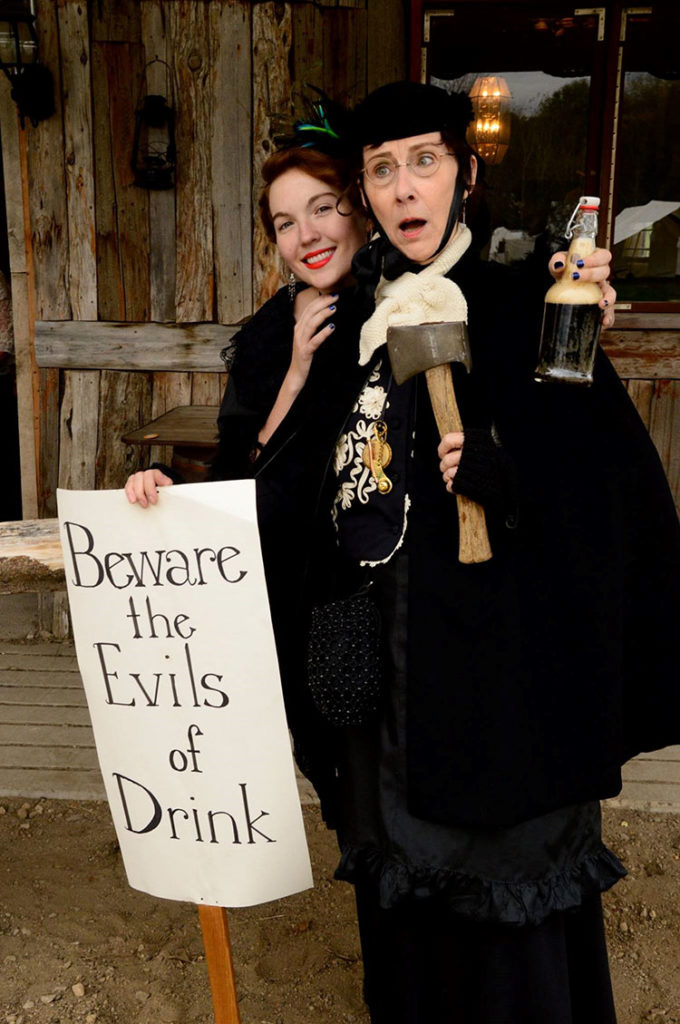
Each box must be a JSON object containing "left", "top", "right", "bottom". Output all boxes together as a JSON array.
[{"left": 358, "top": 224, "right": 472, "bottom": 366}]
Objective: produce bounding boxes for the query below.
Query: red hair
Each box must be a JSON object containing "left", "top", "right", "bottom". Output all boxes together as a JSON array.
[{"left": 259, "top": 147, "right": 360, "bottom": 242}]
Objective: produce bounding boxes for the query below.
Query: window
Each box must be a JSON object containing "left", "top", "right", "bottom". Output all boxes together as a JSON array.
[{"left": 415, "top": 0, "right": 680, "bottom": 310}]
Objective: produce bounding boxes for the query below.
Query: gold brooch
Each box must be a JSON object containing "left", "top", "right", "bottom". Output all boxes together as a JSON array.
[{"left": 362, "top": 420, "right": 393, "bottom": 494}]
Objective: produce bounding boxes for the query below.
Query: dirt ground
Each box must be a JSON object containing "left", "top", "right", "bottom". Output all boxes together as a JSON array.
[{"left": 1, "top": 798, "right": 679, "bottom": 1024}]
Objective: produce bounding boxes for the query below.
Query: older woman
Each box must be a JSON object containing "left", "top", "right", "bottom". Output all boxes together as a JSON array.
[{"left": 251, "top": 82, "right": 679, "bottom": 1024}]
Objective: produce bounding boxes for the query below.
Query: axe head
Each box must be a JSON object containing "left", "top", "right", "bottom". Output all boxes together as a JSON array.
[{"left": 386, "top": 321, "right": 472, "bottom": 386}]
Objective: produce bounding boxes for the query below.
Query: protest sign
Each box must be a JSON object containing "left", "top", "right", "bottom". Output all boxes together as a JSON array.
[{"left": 57, "top": 481, "right": 313, "bottom": 908}]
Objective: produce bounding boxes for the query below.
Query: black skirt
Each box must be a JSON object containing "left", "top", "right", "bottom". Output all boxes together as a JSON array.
[
  {"left": 333, "top": 553, "right": 624, "bottom": 1022},
  {"left": 353, "top": 884, "right": 617, "bottom": 1024}
]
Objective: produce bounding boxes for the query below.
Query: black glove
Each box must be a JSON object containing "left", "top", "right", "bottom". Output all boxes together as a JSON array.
[{"left": 452, "top": 427, "right": 518, "bottom": 527}]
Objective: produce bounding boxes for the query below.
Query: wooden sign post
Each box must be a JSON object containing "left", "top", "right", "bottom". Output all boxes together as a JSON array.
[{"left": 199, "top": 906, "right": 242, "bottom": 1024}]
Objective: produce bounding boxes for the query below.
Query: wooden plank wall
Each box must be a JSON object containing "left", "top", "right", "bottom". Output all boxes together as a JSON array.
[
  {"left": 626, "top": 380, "right": 680, "bottom": 504},
  {"left": 0, "top": 82, "right": 39, "bottom": 520},
  {"left": 602, "top": 315, "right": 680, "bottom": 512},
  {"left": 20, "top": 0, "right": 405, "bottom": 512}
]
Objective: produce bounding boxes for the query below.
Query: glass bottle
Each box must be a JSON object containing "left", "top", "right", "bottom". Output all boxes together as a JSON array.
[{"left": 534, "top": 196, "right": 603, "bottom": 386}]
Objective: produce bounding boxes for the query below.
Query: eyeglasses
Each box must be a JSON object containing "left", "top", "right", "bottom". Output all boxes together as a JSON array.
[{"left": 362, "top": 148, "right": 455, "bottom": 187}]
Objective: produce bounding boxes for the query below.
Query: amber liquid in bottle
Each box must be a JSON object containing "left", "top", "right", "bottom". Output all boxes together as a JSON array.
[{"left": 535, "top": 199, "right": 602, "bottom": 386}]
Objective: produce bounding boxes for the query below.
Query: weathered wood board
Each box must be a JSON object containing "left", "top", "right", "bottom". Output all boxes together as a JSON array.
[
  {"left": 30, "top": 0, "right": 70, "bottom": 321},
  {"left": 211, "top": 0, "right": 253, "bottom": 324},
  {"left": 141, "top": 1, "right": 177, "bottom": 324},
  {"left": 167, "top": 1, "right": 214, "bottom": 322},
  {"left": 252, "top": 3, "right": 293, "bottom": 307},
  {"left": 92, "top": 39, "right": 150, "bottom": 322},
  {"left": 35, "top": 321, "right": 235, "bottom": 371},
  {"left": 601, "top": 332, "right": 680, "bottom": 379},
  {"left": 0, "top": 81, "right": 39, "bottom": 520},
  {"left": 58, "top": 0, "right": 97, "bottom": 322},
  {"left": 58, "top": 370, "right": 100, "bottom": 491}
]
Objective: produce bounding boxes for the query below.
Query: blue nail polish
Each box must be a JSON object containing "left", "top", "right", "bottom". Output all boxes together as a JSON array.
[
  {"left": 576, "top": 259, "right": 585, "bottom": 268},
  {"left": 329, "top": 323, "right": 335, "bottom": 331},
  {"left": 553, "top": 260, "right": 564, "bottom": 269},
  {"left": 329, "top": 305, "right": 336, "bottom": 312},
  {"left": 572, "top": 272, "right": 580, "bottom": 280}
]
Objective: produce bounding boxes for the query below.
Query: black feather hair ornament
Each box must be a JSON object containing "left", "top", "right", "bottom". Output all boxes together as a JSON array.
[{"left": 272, "top": 86, "right": 351, "bottom": 158}]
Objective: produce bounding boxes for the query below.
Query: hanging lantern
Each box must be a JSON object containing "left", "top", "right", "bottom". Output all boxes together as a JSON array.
[
  {"left": 131, "top": 59, "right": 176, "bottom": 190},
  {"left": 0, "top": 0, "right": 54, "bottom": 128},
  {"left": 468, "top": 75, "right": 512, "bottom": 166}
]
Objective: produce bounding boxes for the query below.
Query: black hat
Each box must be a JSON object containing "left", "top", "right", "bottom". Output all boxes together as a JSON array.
[{"left": 352, "top": 81, "right": 474, "bottom": 150}]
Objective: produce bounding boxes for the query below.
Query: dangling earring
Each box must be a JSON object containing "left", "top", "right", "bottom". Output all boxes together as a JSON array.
[
  {"left": 460, "top": 197, "right": 468, "bottom": 225},
  {"left": 288, "top": 272, "right": 296, "bottom": 303}
]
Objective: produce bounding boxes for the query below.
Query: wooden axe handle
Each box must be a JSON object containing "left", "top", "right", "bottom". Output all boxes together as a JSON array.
[{"left": 424, "top": 364, "right": 493, "bottom": 564}]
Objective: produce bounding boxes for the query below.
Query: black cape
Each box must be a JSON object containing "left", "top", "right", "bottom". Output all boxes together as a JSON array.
[{"left": 215, "top": 255, "right": 680, "bottom": 829}]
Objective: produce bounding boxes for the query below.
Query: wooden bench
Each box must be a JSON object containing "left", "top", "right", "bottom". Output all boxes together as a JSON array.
[{"left": 0, "top": 519, "right": 63, "bottom": 595}]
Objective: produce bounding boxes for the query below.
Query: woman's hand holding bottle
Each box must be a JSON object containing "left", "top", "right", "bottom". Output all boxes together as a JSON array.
[{"left": 548, "top": 248, "right": 616, "bottom": 329}]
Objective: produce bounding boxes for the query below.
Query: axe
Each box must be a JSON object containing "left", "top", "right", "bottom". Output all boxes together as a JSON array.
[{"left": 386, "top": 322, "right": 492, "bottom": 564}]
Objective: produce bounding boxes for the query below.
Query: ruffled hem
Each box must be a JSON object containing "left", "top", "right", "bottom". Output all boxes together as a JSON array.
[{"left": 334, "top": 842, "right": 626, "bottom": 928}]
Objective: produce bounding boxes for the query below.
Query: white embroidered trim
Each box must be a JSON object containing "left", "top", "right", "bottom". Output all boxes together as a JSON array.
[
  {"left": 358, "top": 384, "right": 387, "bottom": 419},
  {"left": 331, "top": 359, "right": 411, "bottom": 565},
  {"left": 331, "top": 364, "right": 386, "bottom": 525},
  {"left": 360, "top": 494, "right": 412, "bottom": 567}
]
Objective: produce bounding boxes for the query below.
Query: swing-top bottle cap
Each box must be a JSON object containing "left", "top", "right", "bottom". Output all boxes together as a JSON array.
[{"left": 565, "top": 196, "right": 600, "bottom": 238}]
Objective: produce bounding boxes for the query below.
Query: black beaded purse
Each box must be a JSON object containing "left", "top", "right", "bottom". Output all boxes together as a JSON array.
[{"left": 306, "top": 585, "right": 383, "bottom": 727}]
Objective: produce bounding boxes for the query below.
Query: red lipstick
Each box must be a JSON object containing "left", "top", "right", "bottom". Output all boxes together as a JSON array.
[{"left": 302, "top": 247, "right": 335, "bottom": 269}]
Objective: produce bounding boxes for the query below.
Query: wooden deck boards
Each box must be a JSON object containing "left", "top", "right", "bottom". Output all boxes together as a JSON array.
[{"left": 0, "top": 642, "right": 103, "bottom": 799}]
